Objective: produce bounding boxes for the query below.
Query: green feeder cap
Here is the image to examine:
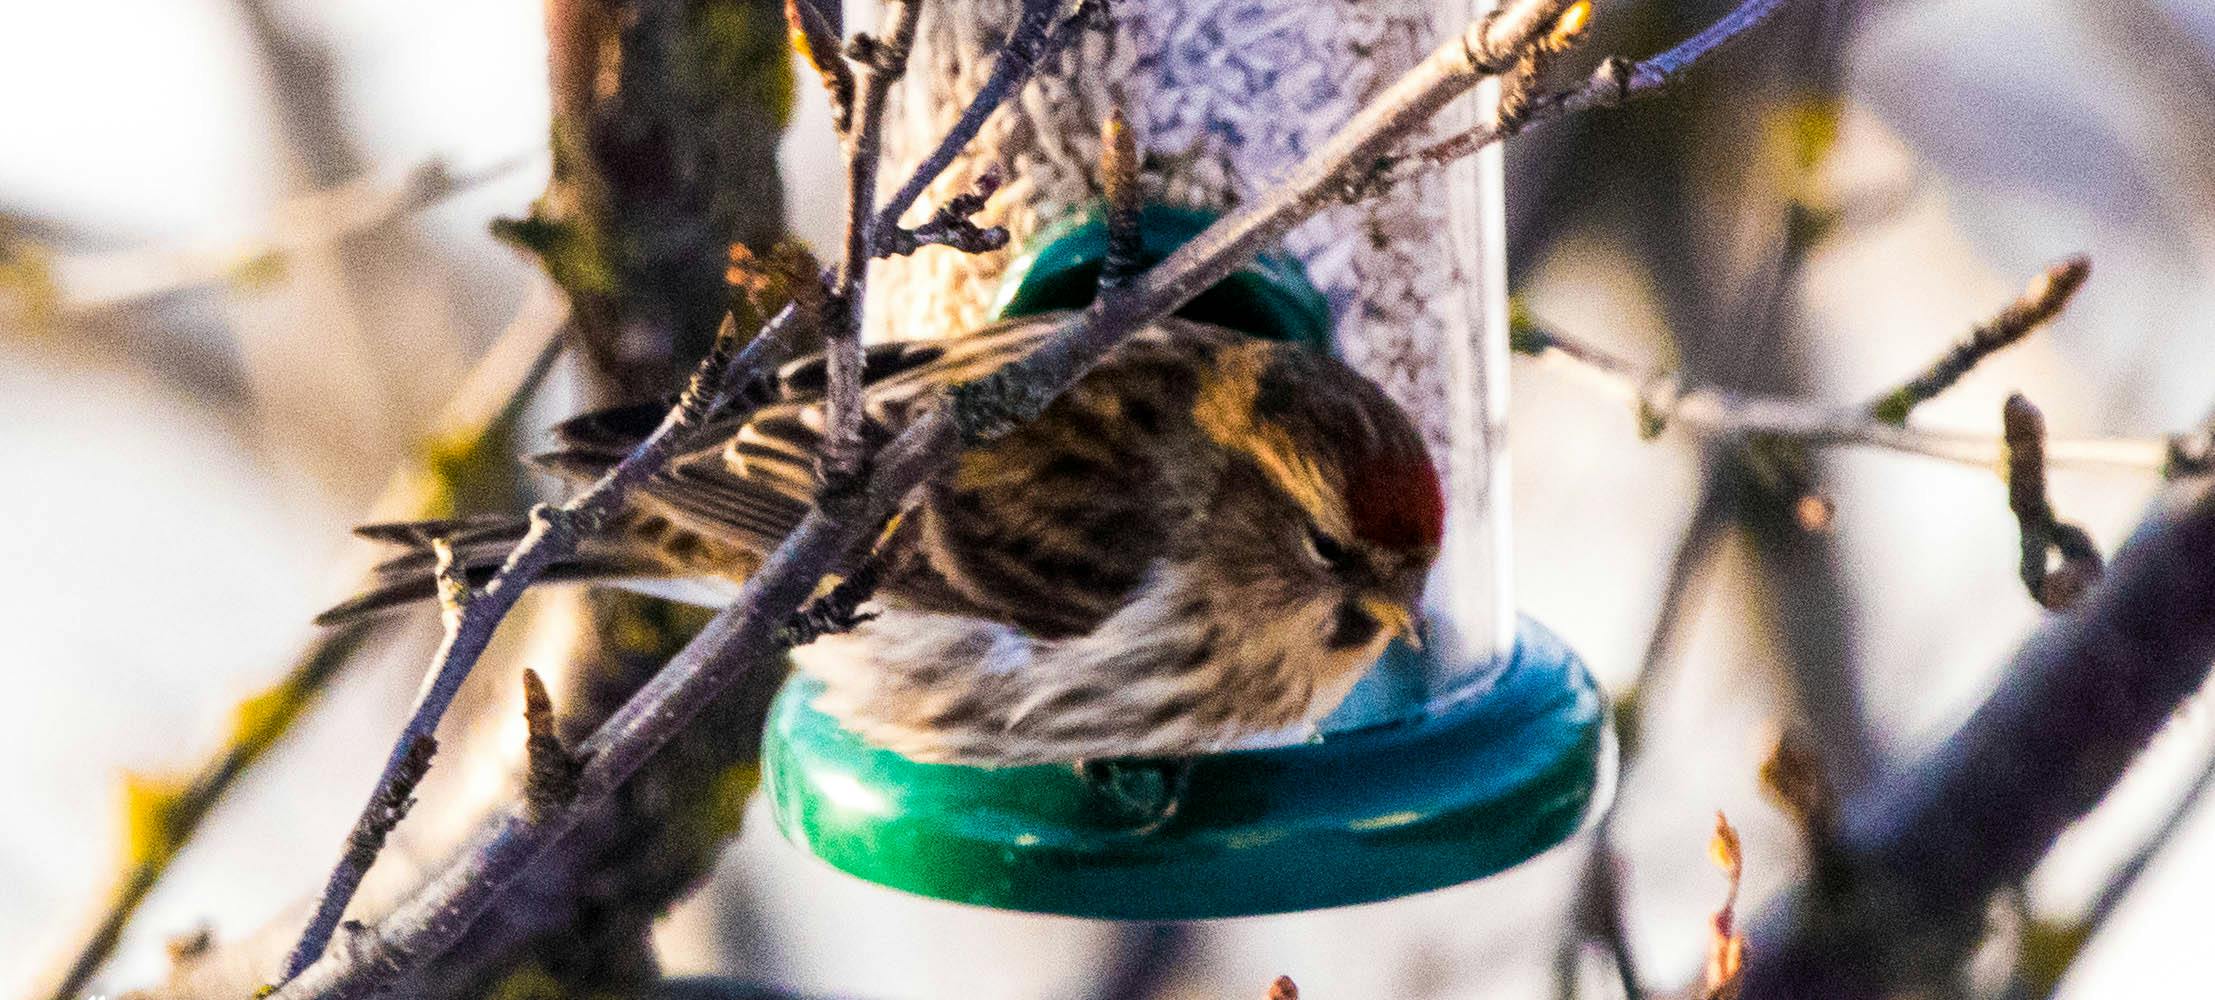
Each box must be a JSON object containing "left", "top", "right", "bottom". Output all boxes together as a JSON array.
[
  {"left": 761, "top": 616, "right": 1611, "bottom": 919},
  {"left": 992, "top": 203, "right": 1334, "bottom": 351}
]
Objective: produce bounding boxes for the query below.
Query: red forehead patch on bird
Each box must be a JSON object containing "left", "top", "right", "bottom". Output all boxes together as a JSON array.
[{"left": 1347, "top": 452, "right": 1445, "bottom": 550}]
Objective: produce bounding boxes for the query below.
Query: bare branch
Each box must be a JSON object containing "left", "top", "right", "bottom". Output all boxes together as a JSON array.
[
  {"left": 34, "top": 282, "right": 569, "bottom": 1000},
  {"left": 822, "top": 0, "right": 925, "bottom": 482},
  {"left": 2003, "top": 395, "right": 2105, "bottom": 610},
  {"left": 870, "top": 0, "right": 1102, "bottom": 245},
  {"left": 1097, "top": 107, "right": 1143, "bottom": 292},
  {"left": 2006, "top": 739, "right": 2215, "bottom": 999},
  {"left": 283, "top": 730, "right": 439, "bottom": 985},
  {"left": 277, "top": 307, "right": 804, "bottom": 982},
  {"left": 33, "top": 156, "right": 533, "bottom": 314},
  {"left": 1871, "top": 257, "right": 2091, "bottom": 425},
  {"left": 787, "top": 0, "right": 854, "bottom": 132},
  {"left": 35, "top": 628, "right": 373, "bottom": 1000},
  {"left": 1364, "top": 0, "right": 1790, "bottom": 195},
  {"left": 266, "top": 8, "right": 1613, "bottom": 995},
  {"left": 1514, "top": 314, "right": 2172, "bottom": 473},
  {"left": 1743, "top": 478, "right": 2215, "bottom": 999},
  {"left": 873, "top": 168, "right": 1009, "bottom": 258}
]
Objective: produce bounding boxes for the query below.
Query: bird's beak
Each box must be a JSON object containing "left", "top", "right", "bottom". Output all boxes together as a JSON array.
[{"left": 1361, "top": 596, "right": 1425, "bottom": 651}]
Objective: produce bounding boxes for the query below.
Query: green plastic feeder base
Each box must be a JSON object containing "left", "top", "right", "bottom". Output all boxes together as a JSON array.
[{"left": 761, "top": 617, "right": 1611, "bottom": 919}]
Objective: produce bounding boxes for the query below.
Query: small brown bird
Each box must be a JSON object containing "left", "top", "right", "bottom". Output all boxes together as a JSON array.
[{"left": 324, "top": 313, "right": 1443, "bottom": 765}]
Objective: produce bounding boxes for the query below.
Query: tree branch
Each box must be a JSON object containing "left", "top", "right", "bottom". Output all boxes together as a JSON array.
[
  {"left": 1869, "top": 257, "right": 2090, "bottom": 425},
  {"left": 821, "top": 0, "right": 924, "bottom": 482},
  {"left": 2002, "top": 734, "right": 2215, "bottom": 1000},
  {"left": 869, "top": 0, "right": 1099, "bottom": 245},
  {"left": 34, "top": 280, "right": 570, "bottom": 1000},
  {"left": 277, "top": 307, "right": 803, "bottom": 981},
  {"left": 1513, "top": 314, "right": 2173, "bottom": 474},
  {"left": 263, "top": 4, "right": 1651, "bottom": 995},
  {"left": 1742, "top": 475, "right": 2215, "bottom": 999},
  {"left": 1364, "top": 0, "right": 1791, "bottom": 194}
]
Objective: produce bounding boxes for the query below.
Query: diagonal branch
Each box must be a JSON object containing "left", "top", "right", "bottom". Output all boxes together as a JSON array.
[
  {"left": 33, "top": 278, "right": 570, "bottom": 1000},
  {"left": 276, "top": 307, "right": 805, "bottom": 981},
  {"left": 869, "top": 0, "right": 1101, "bottom": 245},
  {"left": 262, "top": 3, "right": 1708, "bottom": 995},
  {"left": 1363, "top": 0, "right": 1791, "bottom": 194},
  {"left": 1742, "top": 475, "right": 2215, "bottom": 999}
]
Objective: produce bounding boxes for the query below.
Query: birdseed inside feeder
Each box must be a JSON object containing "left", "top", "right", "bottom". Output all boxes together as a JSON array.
[{"left": 758, "top": 0, "right": 1613, "bottom": 918}]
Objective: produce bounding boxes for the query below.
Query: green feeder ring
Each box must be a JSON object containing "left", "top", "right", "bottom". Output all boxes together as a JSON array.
[
  {"left": 991, "top": 203, "right": 1334, "bottom": 351},
  {"left": 761, "top": 616, "right": 1611, "bottom": 919}
]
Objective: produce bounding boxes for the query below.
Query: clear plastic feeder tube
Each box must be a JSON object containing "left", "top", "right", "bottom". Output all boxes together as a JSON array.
[
  {"left": 1311, "top": 0, "right": 1516, "bottom": 731},
  {"left": 868, "top": 0, "right": 1516, "bottom": 733}
]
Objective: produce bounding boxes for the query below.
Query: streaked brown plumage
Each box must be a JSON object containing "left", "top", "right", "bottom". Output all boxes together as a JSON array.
[{"left": 325, "top": 312, "right": 1443, "bottom": 765}]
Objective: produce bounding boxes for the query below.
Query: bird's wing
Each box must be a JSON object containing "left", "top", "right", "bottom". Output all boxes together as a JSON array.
[{"left": 531, "top": 315, "right": 1063, "bottom": 553}]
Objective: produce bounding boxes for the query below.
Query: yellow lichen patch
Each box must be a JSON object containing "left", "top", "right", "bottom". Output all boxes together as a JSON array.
[
  {"left": 0, "top": 230, "right": 62, "bottom": 334},
  {"left": 1768, "top": 97, "right": 1842, "bottom": 177},
  {"left": 225, "top": 249, "right": 289, "bottom": 292},
  {"left": 701, "top": 761, "right": 762, "bottom": 841},
  {"left": 121, "top": 772, "right": 188, "bottom": 868},
  {"left": 229, "top": 678, "right": 311, "bottom": 763},
  {"left": 2014, "top": 916, "right": 2092, "bottom": 997},
  {"left": 481, "top": 958, "right": 571, "bottom": 1000}
]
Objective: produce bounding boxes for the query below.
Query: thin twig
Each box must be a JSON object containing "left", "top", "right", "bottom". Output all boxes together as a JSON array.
[
  {"left": 2008, "top": 740, "right": 2215, "bottom": 1000},
  {"left": 873, "top": 168, "right": 1009, "bottom": 258},
  {"left": 277, "top": 307, "right": 805, "bottom": 982},
  {"left": 786, "top": 0, "right": 854, "bottom": 132},
  {"left": 2003, "top": 395, "right": 2105, "bottom": 609},
  {"left": 1363, "top": 0, "right": 1791, "bottom": 195},
  {"left": 1554, "top": 486, "right": 1733, "bottom": 1000},
  {"left": 268, "top": 7, "right": 1638, "bottom": 995},
  {"left": 1097, "top": 107, "right": 1144, "bottom": 291},
  {"left": 1743, "top": 479, "right": 2215, "bottom": 998},
  {"left": 33, "top": 282, "right": 569, "bottom": 1000},
  {"left": 1515, "top": 317, "right": 2173, "bottom": 473},
  {"left": 1870, "top": 257, "right": 2091, "bottom": 425},
  {"left": 869, "top": 0, "right": 1102, "bottom": 245},
  {"left": 337, "top": 736, "right": 438, "bottom": 886},
  {"left": 40, "top": 156, "right": 534, "bottom": 313},
  {"left": 34, "top": 627, "right": 374, "bottom": 1000},
  {"left": 822, "top": 0, "right": 925, "bottom": 483}
]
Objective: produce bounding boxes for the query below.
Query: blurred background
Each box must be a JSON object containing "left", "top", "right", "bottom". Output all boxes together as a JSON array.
[{"left": 5, "top": 0, "right": 2214, "bottom": 997}]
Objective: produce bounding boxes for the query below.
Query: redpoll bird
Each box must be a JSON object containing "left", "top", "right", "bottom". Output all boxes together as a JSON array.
[{"left": 322, "top": 313, "right": 1444, "bottom": 766}]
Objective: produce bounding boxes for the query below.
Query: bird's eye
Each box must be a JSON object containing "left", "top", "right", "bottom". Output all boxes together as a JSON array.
[{"left": 1302, "top": 525, "right": 1350, "bottom": 570}]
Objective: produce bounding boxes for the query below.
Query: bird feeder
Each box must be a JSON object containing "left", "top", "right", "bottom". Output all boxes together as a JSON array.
[{"left": 759, "top": 0, "right": 1612, "bottom": 917}]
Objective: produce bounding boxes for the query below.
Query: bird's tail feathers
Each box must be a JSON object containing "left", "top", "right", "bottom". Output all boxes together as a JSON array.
[{"left": 315, "top": 513, "right": 665, "bottom": 625}]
